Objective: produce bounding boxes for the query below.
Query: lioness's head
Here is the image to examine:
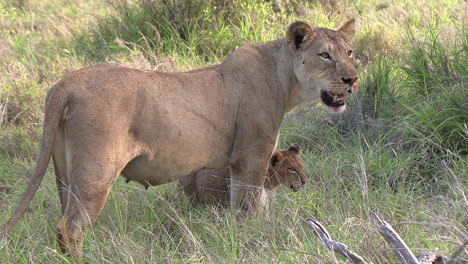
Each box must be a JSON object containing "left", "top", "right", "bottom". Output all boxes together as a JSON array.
[
  {"left": 286, "top": 19, "right": 358, "bottom": 113},
  {"left": 268, "top": 144, "right": 308, "bottom": 192}
]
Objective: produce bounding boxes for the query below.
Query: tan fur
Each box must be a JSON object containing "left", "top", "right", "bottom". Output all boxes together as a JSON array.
[
  {"left": 180, "top": 144, "right": 308, "bottom": 207},
  {"left": 0, "top": 20, "right": 358, "bottom": 257}
]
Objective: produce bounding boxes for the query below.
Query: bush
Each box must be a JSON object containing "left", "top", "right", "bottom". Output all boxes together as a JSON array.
[{"left": 73, "top": 0, "right": 292, "bottom": 64}]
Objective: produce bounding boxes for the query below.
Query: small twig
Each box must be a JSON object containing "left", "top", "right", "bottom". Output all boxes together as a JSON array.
[
  {"left": 306, "top": 218, "right": 367, "bottom": 264},
  {"left": 446, "top": 237, "right": 468, "bottom": 264},
  {"left": 10, "top": 107, "right": 27, "bottom": 124},
  {"left": 370, "top": 212, "right": 419, "bottom": 264}
]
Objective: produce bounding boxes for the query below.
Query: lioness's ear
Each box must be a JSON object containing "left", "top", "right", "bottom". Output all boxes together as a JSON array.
[
  {"left": 286, "top": 21, "right": 315, "bottom": 53},
  {"left": 270, "top": 151, "right": 283, "bottom": 167},
  {"left": 288, "top": 143, "right": 301, "bottom": 153},
  {"left": 338, "top": 19, "right": 356, "bottom": 43}
]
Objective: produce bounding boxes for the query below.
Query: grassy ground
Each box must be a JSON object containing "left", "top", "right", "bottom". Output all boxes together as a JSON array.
[{"left": 0, "top": 0, "right": 467, "bottom": 263}]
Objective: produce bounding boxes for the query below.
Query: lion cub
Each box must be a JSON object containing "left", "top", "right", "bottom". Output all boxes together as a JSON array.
[{"left": 179, "top": 144, "right": 308, "bottom": 207}]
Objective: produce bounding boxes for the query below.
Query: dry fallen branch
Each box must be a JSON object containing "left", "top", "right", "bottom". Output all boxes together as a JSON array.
[
  {"left": 370, "top": 212, "right": 420, "bottom": 264},
  {"left": 369, "top": 212, "right": 463, "bottom": 264},
  {"left": 416, "top": 251, "right": 446, "bottom": 264},
  {"left": 306, "top": 213, "right": 465, "bottom": 264},
  {"left": 306, "top": 218, "right": 367, "bottom": 264}
]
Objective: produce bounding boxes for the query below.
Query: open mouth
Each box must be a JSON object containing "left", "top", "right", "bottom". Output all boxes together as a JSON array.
[{"left": 320, "top": 90, "right": 347, "bottom": 110}]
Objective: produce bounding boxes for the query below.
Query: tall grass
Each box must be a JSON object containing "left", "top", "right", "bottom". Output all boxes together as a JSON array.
[
  {"left": 0, "top": 0, "right": 466, "bottom": 263},
  {"left": 401, "top": 24, "right": 468, "bottom": 154}
]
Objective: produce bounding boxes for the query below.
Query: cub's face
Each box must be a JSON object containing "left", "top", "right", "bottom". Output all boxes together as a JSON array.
[
  {"left": 287, "top": 20, "right": 359, "bottom": 113},
  {"left": 269, "top": 144, "right": 308, "bottom": 192}
]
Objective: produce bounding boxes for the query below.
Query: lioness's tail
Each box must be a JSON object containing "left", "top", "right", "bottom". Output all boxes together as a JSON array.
[{"left": 0, "top": 82, "right": 68, "bottom": 237}]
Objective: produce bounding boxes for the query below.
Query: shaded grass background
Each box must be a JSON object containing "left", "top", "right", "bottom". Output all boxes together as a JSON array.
[{"left": 0, "top": 0, "right": 467, "bottom": 263}]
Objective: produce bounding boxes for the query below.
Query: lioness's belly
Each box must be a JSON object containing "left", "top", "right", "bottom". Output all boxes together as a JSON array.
[
  {"left": 121, "top": 70, "right": 235, "bottom": 186},
  {"left": 122, "top": 150, "right": 231, "bottom": 186}
]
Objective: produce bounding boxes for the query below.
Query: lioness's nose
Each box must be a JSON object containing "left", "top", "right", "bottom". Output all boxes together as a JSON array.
[
  {"left": 301, "top": 179, "right": 306, "bottom": 185},
  {"left": 342, "top": 76, "right": 358, "bottom": 85}
]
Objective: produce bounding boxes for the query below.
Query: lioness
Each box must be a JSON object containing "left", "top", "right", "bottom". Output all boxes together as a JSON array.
[
  {"left": 0, "top": 20, "right": 358, "bottom": 257},
  {"left": 180, "top": 144, "right": 308, "bottom": 207}
]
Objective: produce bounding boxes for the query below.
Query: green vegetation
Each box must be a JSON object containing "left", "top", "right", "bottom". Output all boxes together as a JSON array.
[{"left": 1, "top": 0, "right": 466, "bottom": 263}]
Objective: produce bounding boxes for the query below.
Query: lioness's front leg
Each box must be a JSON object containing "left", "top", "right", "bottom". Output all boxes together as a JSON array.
[
  {"left": 225, "top": 83, "right": 282, "bottom": 214},
  {"left": 229, "top": 144, "right": 276, "bottom": 214}
]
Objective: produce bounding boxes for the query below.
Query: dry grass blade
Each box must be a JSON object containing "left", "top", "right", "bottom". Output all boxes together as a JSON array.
[
  {"left": 306, "top": 218, "right": 367, "bottom": 264},
  {"left": 0, "top": 102, "right": 6, "bottom": 126},
  {"left": 358, "top": 154, "right": 368, "bottom": 202}
]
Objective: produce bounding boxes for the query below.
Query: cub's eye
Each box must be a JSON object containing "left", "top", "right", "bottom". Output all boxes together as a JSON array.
[
  {"left": 288, "top": 167, "right": 297, "bottom": 172},
  {"left": 319, "top": 52, "right": 331, "bottom": 60},
  {"left": 347, "top": 50, "right": 353, "bottom": 57}
]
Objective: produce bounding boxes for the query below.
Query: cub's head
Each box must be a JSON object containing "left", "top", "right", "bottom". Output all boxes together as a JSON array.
[
  {"left": 268, "top": 144, "right": 308, "bottom": 192},
  {"left": 286, "top": 19, "right": 358, "bottom": 113}
]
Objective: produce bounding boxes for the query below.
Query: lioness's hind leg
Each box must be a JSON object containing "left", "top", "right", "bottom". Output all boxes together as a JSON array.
[
  {"left": 56, "top": 144, "right": 137, "bottom": 257},
  {"left": 57, "top": 163, "right": 122, "bottom": 257},
  {"left": 52, "top": 127, "right": 68, "bottom": 214}
]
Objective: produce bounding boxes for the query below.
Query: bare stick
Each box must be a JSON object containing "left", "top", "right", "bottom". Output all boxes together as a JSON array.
[
  {"left": 306, "top": 218, "right": 367, "bottom": 264},
  {"left": 370, "top": 212, "right": 419, "bottom": 264}
]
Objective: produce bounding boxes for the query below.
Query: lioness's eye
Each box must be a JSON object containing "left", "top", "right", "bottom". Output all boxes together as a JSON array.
[
  {"left": 319, "top": 52, "right": 331, "bottom": 60},
  {"left": 288, "top": 167, "right": 297, "bottom": 172},
  {"left": 347, "top": 50, "right": 353, "bottom": 57}
]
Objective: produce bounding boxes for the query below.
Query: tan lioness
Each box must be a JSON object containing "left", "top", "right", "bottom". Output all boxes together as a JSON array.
[
  {"left": 180, "top": 144, "right": 308, "bottom": 207},
  {"left": 0, "top": 20, "right": 358, "bottom": 257}
]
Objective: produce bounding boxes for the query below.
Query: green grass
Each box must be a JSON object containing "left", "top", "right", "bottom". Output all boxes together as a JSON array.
[{"left": 1, "top": 0, "right": 467, "bottom": 263}]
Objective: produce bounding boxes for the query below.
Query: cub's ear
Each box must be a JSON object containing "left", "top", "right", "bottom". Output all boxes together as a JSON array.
[
  {"left": 338, "top": 19, "right": 356, "bottom": 43},
  {"left": 288, "top": 143, "right": 301, "bottom": 153},
  {"left": 286, "top": 21, "right": 315, "bottom": 53},
  {"left": 270, "top": 151, "right": 283, "bottom": 167}
]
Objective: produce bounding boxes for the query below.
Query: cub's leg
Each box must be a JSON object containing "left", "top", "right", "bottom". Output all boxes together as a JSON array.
[{"left": 178, "top": 173, "right": 199, "bottom": 204}]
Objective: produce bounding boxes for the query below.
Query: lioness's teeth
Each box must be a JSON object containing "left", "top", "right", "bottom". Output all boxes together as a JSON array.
[{"left": 333, "top": 95, "right": 338, "bottom": 102}]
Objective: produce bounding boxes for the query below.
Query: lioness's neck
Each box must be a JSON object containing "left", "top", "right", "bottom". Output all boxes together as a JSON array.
[
  {"left": 219, "top": 38, "right": 305, "bottom": 114},
  {"left": 268, "top": 39, "right": 305, "bottom": 113}
]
